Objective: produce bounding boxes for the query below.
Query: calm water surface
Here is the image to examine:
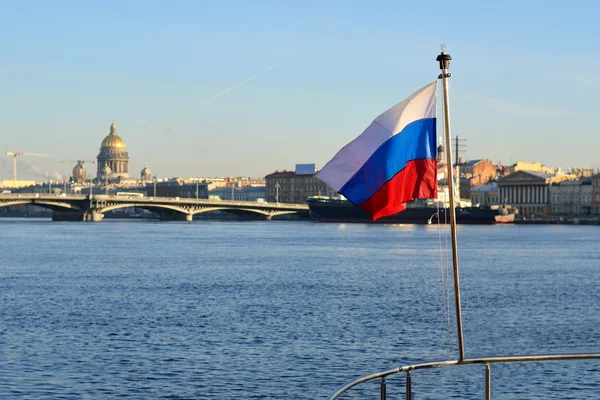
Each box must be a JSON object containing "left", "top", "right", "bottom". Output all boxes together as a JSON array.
[{"left": 1, "top": 220, "right": 599, "bottom": 399}]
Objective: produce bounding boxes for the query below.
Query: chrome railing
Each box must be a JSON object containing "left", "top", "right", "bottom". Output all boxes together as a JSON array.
[{"left": 327, "top": 353, "right": 600, "bottom": 400}]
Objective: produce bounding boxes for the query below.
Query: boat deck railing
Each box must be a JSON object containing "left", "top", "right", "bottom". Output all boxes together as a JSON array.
[{"left": 327, "top": 353, "right": 600, "bottom": 400}]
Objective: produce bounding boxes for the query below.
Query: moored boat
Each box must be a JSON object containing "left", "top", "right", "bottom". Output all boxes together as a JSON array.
[{"left": 307, "top": 196, "right": 516, "bottom": 224}]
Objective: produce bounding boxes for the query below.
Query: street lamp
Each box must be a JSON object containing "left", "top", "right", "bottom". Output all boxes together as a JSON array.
[{"left": 103, "top": 163, "right": 110, "bottom": 195}]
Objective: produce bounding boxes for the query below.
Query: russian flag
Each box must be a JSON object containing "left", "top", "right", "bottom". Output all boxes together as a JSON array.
[{"left": 317, "top": 81, "right": 438, "bottom": 221}]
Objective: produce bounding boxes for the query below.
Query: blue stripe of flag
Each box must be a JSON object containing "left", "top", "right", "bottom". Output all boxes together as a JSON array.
[{"left": 340, "top": 118, "right": 437, "bottom": 205}]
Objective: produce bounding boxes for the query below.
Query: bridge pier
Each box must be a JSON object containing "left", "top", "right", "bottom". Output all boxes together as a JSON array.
[
  {"left": 83, "top": 210, "right": 104, "bottom": 222},
  {"left": 159, "top": 213, "right": 193, "bottom": 222},
  {"left": 92, "top": 211, "right": 104, "bottom": 222},
  {"left": 52, "top": 210, "right": 85, "bottom": 222}
]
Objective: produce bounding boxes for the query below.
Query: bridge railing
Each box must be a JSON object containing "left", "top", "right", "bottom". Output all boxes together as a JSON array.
[
  {"left": 95, "top": 195, "right": 309, "bottom": 209},
  {"left": 1, "top": 194, "right": 309, "bottom": 209},
  {"left": 0, "top": 193, "right": 308, "bottom": 210},
  {"left": 0, "top": 193, "right": 87, "bottom": 199}
]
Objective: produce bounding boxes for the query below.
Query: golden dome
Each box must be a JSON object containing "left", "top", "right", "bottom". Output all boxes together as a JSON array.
[
  {"left": 72, "top": 161, "right": 85, "bottom": 182},
  {"left": 100, "top": 123, "right": 126, "bottom": 148}
]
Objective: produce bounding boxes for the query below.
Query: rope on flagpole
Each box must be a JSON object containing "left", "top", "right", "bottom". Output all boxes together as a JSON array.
[
  {"left": 437, "top": 45, "right": 466, "bottom": 361},
  {"left": 435, "top": 81, "right": 452, "bottom": 360}
]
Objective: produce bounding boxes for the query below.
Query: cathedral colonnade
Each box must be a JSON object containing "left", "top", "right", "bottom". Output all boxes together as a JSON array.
[
  {"left": 499, "top": 185, "right": 548, "bottom": 205},
  {"left": 497, "top": 171, "right": 552, "bottom": 215}
]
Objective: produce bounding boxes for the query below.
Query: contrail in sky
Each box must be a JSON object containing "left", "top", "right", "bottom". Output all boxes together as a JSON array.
[{"left": 213, "top": 62, "right": 281, "bottom": 99}]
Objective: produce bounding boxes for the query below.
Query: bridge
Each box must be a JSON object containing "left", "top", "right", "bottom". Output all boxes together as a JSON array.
[{"left": 0, "top": 194, "right": 310, "bottom": 222}]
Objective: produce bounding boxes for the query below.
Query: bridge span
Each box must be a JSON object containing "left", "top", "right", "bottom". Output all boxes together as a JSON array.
[{"left": 0, "top": 194, "right": 310, "bottom": 222}]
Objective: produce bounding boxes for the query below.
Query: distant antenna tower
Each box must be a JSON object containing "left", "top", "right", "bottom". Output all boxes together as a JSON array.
[{"left": 453, "top": 136, "right": 467, "bottom": 166}]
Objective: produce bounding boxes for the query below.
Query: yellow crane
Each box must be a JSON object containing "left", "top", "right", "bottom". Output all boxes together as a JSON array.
[{"left": 5, "top": 152, "right": 50, "bottom": 187}]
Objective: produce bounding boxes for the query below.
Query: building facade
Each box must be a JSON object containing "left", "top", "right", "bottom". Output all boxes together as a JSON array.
[
  {"left": 593, "top": 174, "right": 600, "bottom": 214},
  {"left": 470, "top": 182, "right": 498, "bottom": 206},
  {"left": 497, "top": 170, "right": 552, "bottom": 215},
  {"left": 141, "top": 164, "right": 152, "bottom": 183},
  {"left": 97, "top": 123, "right": 130, "bottom": 181},
  {"left": 265, "top": 170, "right": 334, "bottom": 204},
  {"left": 510, "top": 161, "right": 555, "bottom": 175},
  {"left": 459, "top": 159, "right": 497, "bottom": 186},
  {"left": 549, "top": 179, "right": 592, "bottom": 216},
  {"left": 146, "top": 180, "right": 209, "bottom": 198},
  {"left": 209, "top": 186, "right": 266, "bottom": 201}
]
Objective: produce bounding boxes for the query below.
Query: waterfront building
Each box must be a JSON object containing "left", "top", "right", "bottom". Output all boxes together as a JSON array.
[
  {"left": 225, "top": 187, "right": 243, "bottom": 201},
  {"left": 242, "top": 186, "right": 266, "bottom": 201},
  {"left": 13, "top": 182, "right": 70, "bottom": 194},
  {"left": 509, "top": 161, "right": 555, "bottom": 175},
  {"left": 208, "top": 185, "right": 266, "bottom": 201},
  {"left": 593, "top": 173, "right": 600, "bottom": 214},
  {"left": 0, "top": 180, "right": 38, "bottom": 189},
  {"left": 141, "top": 164, "right": 152, "bottom": 183},
  {"left": 265, "top": 164, "right": 335, "bottom": 204},
  {"left": 206, "top": 180, "right": 228, "bottom": 191},
  {"left": 208, "top": 186, "right": 242, "bottom": 201},
  {"left": 458, "top": 159, "right": 496, "bottom": 186},
  {"left": 497, "top": 170, "right": 554, "bottom": 215},
  {"left": 145, "top": 179, "right": 209, "bottom": 198},
  {"left": 549, "top": 179, "right": 592, "bottom": 216},
  {"left": 458, "top": 177, "right": 472, "bottom": 200},
  {"left": 470, "top": 182, "right": 498, "bottom": 206},
  {"left": 97, "top": 123, "right": 130, "bottom": 181},
  {"left": 567, "top": 168, "right": 596, "bottom": 178}
]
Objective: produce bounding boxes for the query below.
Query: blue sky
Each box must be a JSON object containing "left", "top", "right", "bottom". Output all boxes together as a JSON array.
[{"left": 1, "top": 0, "right": 598, "bottom": 180}]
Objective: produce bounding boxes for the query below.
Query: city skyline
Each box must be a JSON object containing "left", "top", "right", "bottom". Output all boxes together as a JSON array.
[{"left": 1, "top": 1, "right": 599, "bottom": 180}]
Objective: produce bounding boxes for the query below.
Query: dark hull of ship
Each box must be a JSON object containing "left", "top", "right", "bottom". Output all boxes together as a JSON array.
[{"left": 307, "top": 199, "right": 502, "bottom": 224}]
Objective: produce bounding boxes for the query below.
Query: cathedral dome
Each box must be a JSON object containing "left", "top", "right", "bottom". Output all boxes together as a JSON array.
[
  {"left": 100, "top": 123, "right": 126, "bottom": 148},
  {"left": 141, "top": 164, "right": 152, "bottom": 180},
  {"left": 73, "top": 161, "right": 85, "bottom": 182},
  {"left": 97, "top": 122, "right": 130, "bottom": 181}
]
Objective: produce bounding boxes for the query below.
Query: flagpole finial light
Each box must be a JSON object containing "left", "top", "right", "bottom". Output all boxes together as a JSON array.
[{"left": 437, "top": 46, "right": 452, "bottom": 70}]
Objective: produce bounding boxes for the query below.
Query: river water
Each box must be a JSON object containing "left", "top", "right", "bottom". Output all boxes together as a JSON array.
[{"left": 0, "top": 219, "right": 599, "bottom": 399}]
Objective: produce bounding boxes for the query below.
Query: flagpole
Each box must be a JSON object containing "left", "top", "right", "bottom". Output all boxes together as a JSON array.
[{"left": 437, "top": 46, "right": 465, "bottom": 362}]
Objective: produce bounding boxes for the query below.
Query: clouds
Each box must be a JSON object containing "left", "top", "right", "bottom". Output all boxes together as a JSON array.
[{"left": 18, "top": 163, "right": 64, "bottom": 181}]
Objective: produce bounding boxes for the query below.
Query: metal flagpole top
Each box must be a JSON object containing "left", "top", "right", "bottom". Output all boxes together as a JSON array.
[
  {"left": 437, "top": 47, "right": 452, "bottom": 77},
  {"left": 437, "top": 46, "right": 465, "bottom": 362}
]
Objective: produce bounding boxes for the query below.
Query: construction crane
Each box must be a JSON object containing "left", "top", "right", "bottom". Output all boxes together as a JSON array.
[
  {"left": 5, "top": 152, "right": 50, "bottom": 187},
  {"left": 59, "top": 159, "right": 96, "bottom": 164}
]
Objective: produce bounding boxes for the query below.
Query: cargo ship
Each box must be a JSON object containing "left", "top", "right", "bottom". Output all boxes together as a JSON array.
[{"left": 307, "top": 196, "right": 516, "bottom": 224}]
